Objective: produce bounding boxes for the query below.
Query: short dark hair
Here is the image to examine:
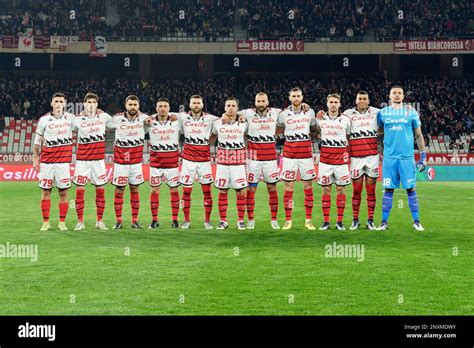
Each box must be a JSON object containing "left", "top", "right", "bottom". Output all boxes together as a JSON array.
[
  {"left": 83, "top": 92, "right": 98, "bottom": 102},
  {"left": 289, "top": 87, "right": 302, "bottom": 96},
  {"left": 156, "top": 97, "right": 170, "bottom": 104},
  {"left": 390, "top": 85, "right": 404, "bottom": 92},
  {"left": 190, "top": 95, "right": 203, "bottom": 101},
  {"left": 125, "top": 95, "right": 140, "bottom": 103},
  {"left": 225, "top": 97, "right": 239, "bottom": 106},
  {"left": 357, "top": 91, "right": 369, "bottom": 96},
  {"left": 52, "top": 92, "right": 65, "bottom": 100}
]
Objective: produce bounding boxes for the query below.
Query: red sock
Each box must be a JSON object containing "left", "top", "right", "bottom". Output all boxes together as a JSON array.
[
  {"left": 114, "top": 190, "right": 124, "bottom": 223},
  {"left": 322, "top": 194, "right": 331, "bottom": 223},
  {"left": 130, "top": 191, "right": 140, "bottom": 223},
  {"left": 283, "top": 190, "right": 294, "bottom": 221},
  {"left": 336, "top": 194, "right": 346, "bottom": 223},
  {"left": 150, "top": 191, "right": 159, "bottom": 221},
  {"left": 41, "top": 199, "right": 51, "bottom": 222},
  {"left": 237, "top": 192, "right": 246, "bottom": 221},
  {"left": 202, "top": 184, "right": 213, "bottom": 223},
  {"left": 75, "top": 189, "right": 85, "bottom": 222},
  {"left": 218, "top": 191, "right": 228, "bottom": 221},
  {"left": 304, "top": 187, "right": 314, "bottom": 220},
  {"left": 246, "top": 189, "right": 255, "bottom": 220},
  {"left": 268, "top": 188, "right": 278, "bottom": 221},
  {"left": 182, "top": 186, "right": 193, "bottom": 222},
  {"left": 59, "top": 202, "right": 69, "bottom": 222},
  {"left": 95, "top": 187, "right": 105, "bottom": 221},
  {"left": 170, "top": 190, "right": 180, "bottom": 221},
  {"left": 366, "top": 181, "right": 376, "bottom": 220},
  {"left": 352, "top": 180, "right": 363, "bottom": 220}
]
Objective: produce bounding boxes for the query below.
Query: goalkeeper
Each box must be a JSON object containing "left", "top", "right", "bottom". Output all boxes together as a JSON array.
[{"left": 377, "top": 86, "right": 427, "bottom": 231}]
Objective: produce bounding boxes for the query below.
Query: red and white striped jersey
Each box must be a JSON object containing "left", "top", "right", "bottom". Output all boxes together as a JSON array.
[
  {"left": 343, "top": 106, "right": 380, "bottom": 157},
  {"left": 35, "top": 112, "right": 75, "bottom": 163},
  {"left": 316, "top": 113, "right": 351, "bottom": 165},
  {"left": 277, "top": 107, "right": 316, "bottom": 159},
  {"left": 178, "top": 112, "right": 218, "bottom": 162},
  {"left": 241, "top": 107, "right": 280, "bottom": 161},
  {"left": 108, "top": 112, "right": 148, "bottom": 165},
  {"left": 72, "top": 111, "right": 112, "bottom": 161},
  {"left": 147, "top": 115, "right": 182, "bottom": 169},
  {"left": 212, "top": 119, "right": 248, "bottom": 165}
]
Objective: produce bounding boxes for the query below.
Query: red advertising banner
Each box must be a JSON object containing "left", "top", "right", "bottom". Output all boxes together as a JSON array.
[
  {"left": 0, "top": 164, "right": 128, "bottom": 182},
  {"left": 423, "top": 153, "right": 474, "bottom": 165},
  {"left": 0, "top": 164, "right": 216, "bottom": 182},
  {"left": 237, "top": 40, "right": 304, "bottom": 52},
  {"left": 0, "top": 164, "right": 206, "bottom": 182},
  {"left": 393, "top": 39, "right": 473, "bottom": 51}
]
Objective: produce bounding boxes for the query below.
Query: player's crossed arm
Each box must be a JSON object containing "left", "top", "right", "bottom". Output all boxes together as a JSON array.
[
  {"left": 167, "top": 112, "right": 183, "bottom": 123},
  {"left": 284, "top": 103, "right": 311, "bottom": 112},
  {"left": 222, "top": 112, "right": 246, "bottom": 123},
  {"left": 209, "top": 123, "right": 218, "bottom": 145},
  {"left": 276, "top": 110, "right": 286, "bottom": 136}
]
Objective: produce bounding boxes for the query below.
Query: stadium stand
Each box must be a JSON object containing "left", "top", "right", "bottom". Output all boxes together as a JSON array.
[
  {"left": 0, "top": 0, "right": 472, "bottom": 40},
  {"left": 241, "top": 0, "right": 473, "bottom": 40},
  {"left": 0, "top": 0, "right": 107, "bottom": 38},
  {"left": 0, "top": 118, "right": 36, "bottom": 154}
]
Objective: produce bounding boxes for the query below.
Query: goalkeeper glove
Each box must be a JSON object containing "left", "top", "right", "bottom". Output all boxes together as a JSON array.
[{"left": 416, "top": 151, "right": 426, "bottom": 172}]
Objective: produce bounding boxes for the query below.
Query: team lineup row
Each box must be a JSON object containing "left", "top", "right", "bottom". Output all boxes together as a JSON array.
[{"left": 33, "top": 86, "right": 427, "bottom": 232}]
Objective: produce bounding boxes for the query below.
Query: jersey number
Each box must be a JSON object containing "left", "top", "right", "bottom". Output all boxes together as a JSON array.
[
  {"left": 41, "top": 179, "right": 53, "bottom": 188},
  {"left": 151, "top": 176, "right": 161, "bottom": 185},
  {"left": 217, "top": 178, "right": 227, "bottom": 187},
  {"left": 320, "top": 176, "right": 330, "bottom": 185},
  {"left": 116, "top": 176, "right": 128, "bottom": 185},
  {"left": 75, "top": 175, "right": 88, "bottom": 185}
]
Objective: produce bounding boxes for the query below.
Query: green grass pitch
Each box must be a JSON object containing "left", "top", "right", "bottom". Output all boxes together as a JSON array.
[{"left": 0, "top": 181, "right": 472, "bottom": 315}]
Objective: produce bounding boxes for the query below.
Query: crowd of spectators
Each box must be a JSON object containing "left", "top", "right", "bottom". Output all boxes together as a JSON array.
[
  {"left": 1, "top": 74, "right": 472, "bottom": 142},
  {"left": 241, "top": 0, "right": 368, "bottom": 39},
  {"left": 0, "top": 0, "right": 234, "bottom": 40},
  {"left": 0, "top": 0, "right": 472, "bottom": 40},
  {"left": 240, "top": 0, "right": 473, "bottom": 40},
  {"left": 113, "top": 0, "right": 234, "bottom": 40},
  {"left": 0, "top": 0, "right": 107, "bottom": 38}
]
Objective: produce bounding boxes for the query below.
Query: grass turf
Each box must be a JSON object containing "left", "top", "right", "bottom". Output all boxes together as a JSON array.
[{"left": 0, "top": 181, "right": 472, "bottom": 315}]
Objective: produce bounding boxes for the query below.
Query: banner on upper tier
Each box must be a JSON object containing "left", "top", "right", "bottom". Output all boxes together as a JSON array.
[
  {"left": 393, "top": 39, "right": 473, "bottom": 51},
  {"left": 236, "top": 40, "right": 304, "bottom": 52},
  {"left": 18, "top": 35, "right": 34, "bottom": 52},
  {"left": 89, "top": 35, "right": 107, "bottom": 57}
]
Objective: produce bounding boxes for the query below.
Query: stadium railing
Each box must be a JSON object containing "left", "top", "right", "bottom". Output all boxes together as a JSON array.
[
  {"left": 375, "top": 35, "right": 474, "bottom": 42},
  {"left": 2, "top": 34, "right": 472, "bottom": 44}
]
